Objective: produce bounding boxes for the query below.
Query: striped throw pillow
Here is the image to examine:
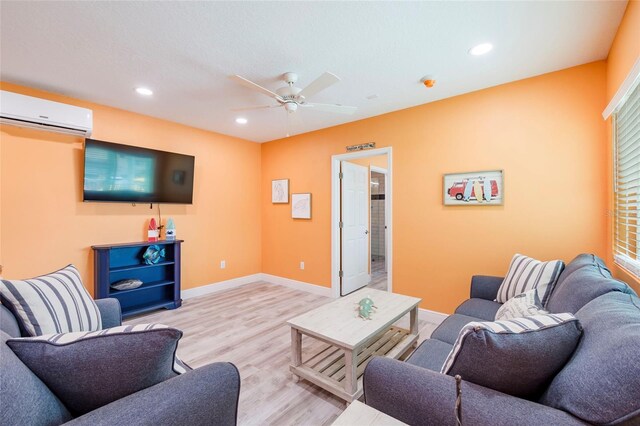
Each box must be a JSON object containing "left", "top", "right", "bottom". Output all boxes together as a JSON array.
[
  {"left": 23, "top": 323, "right": 189, "bottom": 374},
  {"left": 0, "top": 264, "right": 102, "bottom": 336},
  {"left": 496, "top": 254, "right": 564, "bottom": 305},
  {"left": 440, "top": 313, "right": 582, "bottom": 398}
]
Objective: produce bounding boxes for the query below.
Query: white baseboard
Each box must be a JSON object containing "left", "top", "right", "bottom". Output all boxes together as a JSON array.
[
  {"left": 419, "top": 308, "right": 448, "bottom": 325},
  {"left": 182, "top": 273, "right": 263, "bottom": 300},
  {"left": 260, "top": 273, "right": 333, "bottom": 297},
  {"left": 182, "top": 273, "right": 332, "bottom": 299}
]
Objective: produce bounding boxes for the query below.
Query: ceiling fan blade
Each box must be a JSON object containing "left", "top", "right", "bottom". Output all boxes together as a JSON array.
[
  {"left": 302, "top": 102, "right": 357, "bottom": 115},
  {"left": 230, "top": 75, "right": 284, "bottom": 102},
  {"left": 298, "top": 72, "right": 340, "bottom": 99},
  {"left": 231, "top": 105, "right": 281, "bottom": 111}
]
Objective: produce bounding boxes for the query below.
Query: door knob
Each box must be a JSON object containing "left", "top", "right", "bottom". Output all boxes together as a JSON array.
[{"left": 365, "top": 230, "right": 369, "bottom": 234}]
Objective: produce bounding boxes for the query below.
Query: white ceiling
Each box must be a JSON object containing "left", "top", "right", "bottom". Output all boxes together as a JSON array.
[{"left": 0, "top": 1, "right": 627, "bottom": 143}]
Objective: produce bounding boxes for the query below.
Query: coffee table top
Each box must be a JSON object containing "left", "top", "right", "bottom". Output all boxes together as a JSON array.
[{"left": 287, "top": 288, "right": 421, "bottom": 350}]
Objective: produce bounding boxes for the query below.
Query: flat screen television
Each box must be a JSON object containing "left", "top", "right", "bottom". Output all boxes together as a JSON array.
[{"left": 83, "top": 139, "right": 195, "bottom": 204}]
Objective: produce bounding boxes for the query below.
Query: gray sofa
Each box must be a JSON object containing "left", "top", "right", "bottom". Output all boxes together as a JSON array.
[
  {"left": 0, "top": 298, "right": 240, "bottom": 426},
  {"left": 364, "top": 254, "right": 640, "bottom": 425}
]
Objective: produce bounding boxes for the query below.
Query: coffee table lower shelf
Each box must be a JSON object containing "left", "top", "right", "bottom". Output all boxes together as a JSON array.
[{"left": 290, "top": 326, "right": 418, "bottom": 402}]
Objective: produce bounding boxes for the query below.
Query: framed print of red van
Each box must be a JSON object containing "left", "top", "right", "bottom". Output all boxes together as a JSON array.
[{"left": 443, "top": 170, "right": 504, "bottom": 206}]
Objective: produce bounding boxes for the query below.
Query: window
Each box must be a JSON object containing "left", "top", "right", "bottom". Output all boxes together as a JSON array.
[{"left": 613, "top": 81, "right": 640, "bottom": 276}]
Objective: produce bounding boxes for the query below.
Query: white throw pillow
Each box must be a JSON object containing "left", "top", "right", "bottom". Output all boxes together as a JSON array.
[
  {"left": 495, "top": 289, "right": 548, "bottom": 321},
  {"left": 496, "top": 254, "right": 564, "bottom": 305},
  {"left": 0, "top": 264, "right": 102, "bottom": 336}
]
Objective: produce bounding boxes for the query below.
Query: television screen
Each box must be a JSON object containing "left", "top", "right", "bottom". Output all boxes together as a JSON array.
[{"left": 83, "top": 139, "right": 195, "bottom": 204}]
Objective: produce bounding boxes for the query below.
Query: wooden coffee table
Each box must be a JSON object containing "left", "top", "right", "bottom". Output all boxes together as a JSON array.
[{"left": 287, "top": 288, "right": 421, "bottom": 402}]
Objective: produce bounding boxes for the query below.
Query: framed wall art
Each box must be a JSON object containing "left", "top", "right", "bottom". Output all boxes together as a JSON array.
[
  {"left": 443, "top": 170, "right": 504, "bottom": 206},
  {"left": 292, "top": 193, "right": 312, "bottom": 219},
  {"left": 272, "top": 179, "right": 289, "bottom": 204}
]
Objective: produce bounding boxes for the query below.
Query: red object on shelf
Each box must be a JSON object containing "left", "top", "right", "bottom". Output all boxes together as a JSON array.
[{"left": 148, "top": 218, "right": 159, "bottom": 242}]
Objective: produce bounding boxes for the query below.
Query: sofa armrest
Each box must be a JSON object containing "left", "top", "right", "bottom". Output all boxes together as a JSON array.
[
  {"left": 95, "top": 298, "right": 122, "bottom": 328},
  {"left": 470, "top": 275, "right": 504, "bottom": 301},
  {"left": 67, "top": 362, "right": 240, "bottom": 426},
  {"left": 363, "top": 357, "right": 587, "bottom": 426}
]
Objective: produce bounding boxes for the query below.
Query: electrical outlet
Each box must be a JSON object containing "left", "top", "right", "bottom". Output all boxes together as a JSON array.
[
  {"left": 220, "top": 260, "right": 226, "bottom": 269},
  {"left": 300, "top": 261, "right": 305, "bottom": 270}
]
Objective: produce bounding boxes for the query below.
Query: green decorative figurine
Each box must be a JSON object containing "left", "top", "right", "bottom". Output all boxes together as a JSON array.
[
  {"left": 165, "top": 218, "right": 176, "bottom": 241},
  {"left": 356, "top": 296, "right": 377, "bottom": 320}
]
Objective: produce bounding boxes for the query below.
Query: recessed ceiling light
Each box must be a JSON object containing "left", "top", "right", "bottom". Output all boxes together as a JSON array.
[
  {"left": 469, "top": 43, "right": 493, "bottom": 56},
  {"left": 135, "top": 87, "right": 153, "bottom": 96},
  {"left": 235, "top": 117, "right": 248, "bottom": 125}
]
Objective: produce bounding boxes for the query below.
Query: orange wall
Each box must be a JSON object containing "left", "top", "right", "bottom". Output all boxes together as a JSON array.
[
  {"left": 262, "top": 61, "right": 608, "bottom": 313},
  {"left": 0, "top": 82, "right": 262, "bottom": 296},
  {"left": 605, "top": 0, "right": 640, "bottom": 292}
]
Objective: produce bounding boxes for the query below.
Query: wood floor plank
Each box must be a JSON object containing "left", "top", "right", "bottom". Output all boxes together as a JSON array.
[{"left": 126, "top": 281, "right": 441, "bottom": 426}]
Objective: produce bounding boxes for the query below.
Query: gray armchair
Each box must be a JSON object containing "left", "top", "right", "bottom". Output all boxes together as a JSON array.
[{"left": 1, "top": 298, "right": 240, "bottom": 426}]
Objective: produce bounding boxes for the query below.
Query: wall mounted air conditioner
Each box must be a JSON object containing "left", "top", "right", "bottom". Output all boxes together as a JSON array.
[{"left": 0, "top": 90, "right": 93, "bottom": 137}]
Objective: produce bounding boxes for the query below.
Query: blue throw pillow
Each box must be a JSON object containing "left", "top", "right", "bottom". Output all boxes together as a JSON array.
[
  {"left": 7, "top": 324, "right": 188, "bottom": 415},
  {"left": 441, "top": 313, "right": 582, "bottom": 398}
]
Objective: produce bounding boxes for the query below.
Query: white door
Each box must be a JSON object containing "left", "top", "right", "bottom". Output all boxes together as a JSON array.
[{"left": 341, "top": 161, "right": 370, "bottom": 295}]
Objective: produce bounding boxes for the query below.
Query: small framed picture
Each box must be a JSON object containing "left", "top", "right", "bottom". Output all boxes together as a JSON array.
[
  {"left": 443, "top": 170, "right": 504, "bottom": 206},
  {"left": 292, "top": 193, "right": 312, "bottom": 219},
  {"left": 272, "top": 179, "right": 289, "bottom": 204}
]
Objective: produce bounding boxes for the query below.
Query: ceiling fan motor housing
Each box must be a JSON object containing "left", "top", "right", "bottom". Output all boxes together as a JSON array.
[{"left": 276, "top": 85, "right": 303, "bottom": 101}]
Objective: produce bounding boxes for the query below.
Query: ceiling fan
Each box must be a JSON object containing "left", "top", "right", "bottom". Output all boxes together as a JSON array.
[{"left": 230, "top": 72, "right": 357, "bottom": 117}]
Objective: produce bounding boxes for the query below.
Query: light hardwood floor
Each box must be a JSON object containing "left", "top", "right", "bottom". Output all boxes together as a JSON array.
[
  {"left": 126, "top": 282, "right": 440, "bottom": 426},
  {"left": 366, "top": 259, "right": 387, "bottom": 291}
]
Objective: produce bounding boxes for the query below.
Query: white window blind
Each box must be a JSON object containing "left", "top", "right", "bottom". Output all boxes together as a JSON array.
[{"left": 614, "top": 80, "right": 640, "bottom": 276}]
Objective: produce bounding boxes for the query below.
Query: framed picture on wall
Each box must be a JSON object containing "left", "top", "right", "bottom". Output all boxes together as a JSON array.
[
  {"left": 292, "top": 193, "right": 312, "bottom": 219},
  {"left": 443, "top": 170, "right": 504, "bottom": 206},
  {"left": 272, "top": 179, "right": 289, "bottom": 204}
]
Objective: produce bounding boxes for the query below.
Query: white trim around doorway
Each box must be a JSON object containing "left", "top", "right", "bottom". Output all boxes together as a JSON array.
[{"left": 331, "top": 147, "right": 393, "bottom": 298}]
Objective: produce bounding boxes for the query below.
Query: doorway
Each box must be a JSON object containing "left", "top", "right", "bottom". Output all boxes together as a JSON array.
[
  {"left": 331, "top": 147, "right": 392, "bottom": 298},
  {"left": 368, "top": 166, "right": 388, "bottom": 291}
]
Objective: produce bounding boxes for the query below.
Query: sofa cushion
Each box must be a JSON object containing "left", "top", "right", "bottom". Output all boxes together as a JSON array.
[
  {"left": 555, "top": 253, "right": 607, "bottom": 289},
  {"left": 454, "top": 298, "right": 501, "bottom": 321},
  {"left": 406, "top": 338, "right": 453, "bottom": 371},
  {"left": 495, "top": 289, "right": 548, "bottom": 321},
  {"left": 546, "top": 254, "right": 636, "bottom": 314},
  {"left": 441, "top": 313, "right": 583, "bottom": 399},
  {"left": 496, "top": 254, "right": 564, "bottom": 306},
  {"left": 430, "top": 314, "right": 480, "bottom": 345},
  {"left": 0, "top": 331, "right": 72, "bottom": 425},
  {"left": 0, "top": 264, "right": 102, "bottom": 336},
  {"left": 7, "top": 323, "right": 183, "bottom": 416},
  {"left": 540, "top": 292, "right": 640, "bottom": 425}
]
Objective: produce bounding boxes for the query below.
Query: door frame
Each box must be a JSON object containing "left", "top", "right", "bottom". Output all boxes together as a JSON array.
[
  {"left": 331, "top": 147, "right": 393, "bottom": 298},
  {"left": 369, "top": 165, "right": 388, "bottom": 279}
]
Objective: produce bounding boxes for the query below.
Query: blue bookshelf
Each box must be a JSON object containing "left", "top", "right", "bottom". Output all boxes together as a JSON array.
[{"left": 92, "top": 240, "right": 183, "bottom": 318}]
